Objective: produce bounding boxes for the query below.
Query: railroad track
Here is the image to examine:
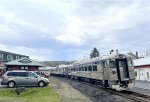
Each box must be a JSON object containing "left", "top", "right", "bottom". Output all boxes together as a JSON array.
[
  {"left": 53, "top": 76, "right": 150, "bottom": 102},
  {"left": 81, "top": 81, "right": 150, "bottom": 102},
  {"left": 106, "top": 90, "right": 150, "bottom": 102},
  {"left": 80, "top": 81, "right": 150, "bottom": 102}
]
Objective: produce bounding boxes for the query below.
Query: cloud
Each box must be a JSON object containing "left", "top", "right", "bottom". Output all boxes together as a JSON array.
[
  {"left": 0, "top": 0, "right": 150, "bottom": 60},
  {"left": 55, "top": 0, "right": 150, "bottom": 47},
  {"left": 0, "top": 44, "right": 53, "bottom": 61}
]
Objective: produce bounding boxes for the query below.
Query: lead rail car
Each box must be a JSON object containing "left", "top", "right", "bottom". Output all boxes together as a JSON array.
[{"left": 51, "top": 53, "right": 135, "bottom": 91}]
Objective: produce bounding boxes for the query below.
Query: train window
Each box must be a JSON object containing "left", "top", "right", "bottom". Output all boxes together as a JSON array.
[
  {"left": 73, "top": 68, "right": 75, "bottom": 71},
  {"left": 110, "top": 61, "right": 116, "bottom": 68},
  {"left": 88, "top": 66, "right": 92, "bottom": 71},
  {"left": 71, "top": 68, "right": 73, "bottom": 71},
  {"left": 135, "top": 71, "right": 137, "bottom": 77},
  {"left": 93, "top": 66, "right": 97, "bottom": 71},
  {"left": 119, "top": 61, "right": 125, "bottom": 67},
  {"left": 103, "top": 61, "right": 107, "bottom": 68},
  {"left": 85, "top": 66, "right": 87, "bottom": 71},
  {"left": 82, "top": 67, "right": 84, "bottom": 71},
  {"left": 128, "top": 60, "right": 133, "bottom": 67},
  {"left": 79, "top": 67, "right": 82, "bottom": 71}
]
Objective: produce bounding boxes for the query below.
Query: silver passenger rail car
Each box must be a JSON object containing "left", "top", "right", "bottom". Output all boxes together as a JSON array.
[{"left": 51, "top": 53, "right": 135, "bottom": 91}]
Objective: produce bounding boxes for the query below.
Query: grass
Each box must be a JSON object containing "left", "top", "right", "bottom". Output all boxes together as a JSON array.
[{"left": 0, "top": 86, "right": 63, "bottom": 102}]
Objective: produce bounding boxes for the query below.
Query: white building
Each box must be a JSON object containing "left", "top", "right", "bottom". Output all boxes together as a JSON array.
[
  {"left": 39, "top": 66, "right": 56, "bottom": 76},
  {"left": 134, "top": 57, "right": 150, "bottom": 81}
]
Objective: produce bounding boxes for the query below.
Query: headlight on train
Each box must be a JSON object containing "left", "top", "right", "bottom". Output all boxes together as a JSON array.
[
  {"left": 129, "top": 80, "right": 133, "bottom": 83},
  {"left": 112, "top": 71, "right": 116, "bottom": 74}
]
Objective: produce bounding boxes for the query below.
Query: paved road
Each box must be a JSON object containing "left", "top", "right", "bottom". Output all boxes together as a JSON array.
[{"left": 134, "top": 80, "right": 150, "bottom": 90}]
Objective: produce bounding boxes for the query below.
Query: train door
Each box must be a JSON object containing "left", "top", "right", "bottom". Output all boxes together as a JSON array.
[
  {"left": 103, "top": 60, "right": 109, "bottom": 80},
  {"left": 116, "top": 59, "right": 129, "bottom": 81}
]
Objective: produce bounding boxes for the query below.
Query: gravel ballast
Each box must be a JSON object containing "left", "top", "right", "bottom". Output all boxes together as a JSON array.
[{"left": 49, "top": 77, "right": 134, "bottom": 102}]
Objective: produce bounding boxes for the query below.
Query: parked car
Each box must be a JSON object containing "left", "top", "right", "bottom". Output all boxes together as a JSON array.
[
  {"left": 34, "top": 71, "right": 42, "bottom": 77},
  {"left": 1, "top": 70, "right": 49, "bottom": 88}
]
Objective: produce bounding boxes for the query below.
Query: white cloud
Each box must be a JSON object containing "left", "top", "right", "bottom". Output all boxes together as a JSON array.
[
  {"left": 0, "top": 44, "right": 52, "bottom": 61},
  {"left": 55, "top": 17, "right": 86, "bottom": 45},
  {"left": 0, "top": 0, "right": 150, "bottom": 60},
  {"left": 55, "top": 0, "right": 149, "bottom": 47}
]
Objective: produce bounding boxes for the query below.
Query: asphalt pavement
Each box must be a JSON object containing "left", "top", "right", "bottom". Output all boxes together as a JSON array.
[{"left": 134, "top": 80, "right": 150, "bottom": 90}]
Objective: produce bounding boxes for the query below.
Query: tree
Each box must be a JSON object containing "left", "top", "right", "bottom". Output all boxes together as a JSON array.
[{"left": 90, "top": 48, "right": 100, "bottom": 58}]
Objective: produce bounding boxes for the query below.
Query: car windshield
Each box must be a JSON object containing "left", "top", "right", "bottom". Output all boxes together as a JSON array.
[{"left": 35, "top": 72, "right": 42, "bottom": 77}]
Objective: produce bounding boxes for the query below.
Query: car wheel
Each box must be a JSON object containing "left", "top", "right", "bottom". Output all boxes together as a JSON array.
[
  {"left": 8, "top": 81, "right": 15, "bottom": 88},
  {"left": 38, "top": 81, "right": 45, "bottom": 87}
]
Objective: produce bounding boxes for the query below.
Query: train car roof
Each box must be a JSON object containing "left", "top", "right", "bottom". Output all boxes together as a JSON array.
[
  {"left": 57, "top": 64, "right": 68, "bottom": 68},
  {"left": 101, "top": 53, "right": 132, "bottom": 60},
  {"left": 39, "top": 66, "right": 56, "bottom": 70},
  {"left": 73, "top": 53, "right": 131, "bottom": 65}
]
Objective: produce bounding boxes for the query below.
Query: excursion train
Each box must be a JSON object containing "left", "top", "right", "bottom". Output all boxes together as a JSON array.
[{"left": 50, "top": 53, "right": 135, "bottom": 91}]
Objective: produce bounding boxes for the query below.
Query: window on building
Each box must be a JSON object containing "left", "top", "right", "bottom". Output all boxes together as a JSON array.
[
  {"left": 16, "top": 56, "right": 20, "bottom": 59},
  {"left": 0, "top": 54, "right": 3, "bottom": 60},
  {"left": 25, "top": 66, "right": 28, "bottom": 70},
  {"left": 7, "top": 55, "right": 13, "bottom": 61},
  {"left": 21, "top": 66, "right": 28, "bottom": 70}
]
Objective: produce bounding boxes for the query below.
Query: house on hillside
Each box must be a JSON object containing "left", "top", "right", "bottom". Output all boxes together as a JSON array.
[
  {"left": 0, "top": 50, "right": 29, "bottom": 63},
  {"left": 4, "top": 58, "right": 44, "bottom": 71},
  {"left": 0, "top": 50, "right": 29, "bottom": 76},
  {"left": 134, "top": 57, "right": 150, "bottom": 81}
]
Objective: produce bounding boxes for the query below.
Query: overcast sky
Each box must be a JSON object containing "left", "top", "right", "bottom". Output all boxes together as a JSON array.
[{"left": 0, "top": 0, "right": 150, "bottom": 61}]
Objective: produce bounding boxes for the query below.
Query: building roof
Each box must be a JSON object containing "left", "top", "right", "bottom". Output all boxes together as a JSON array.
[
  {"left": 39, "top": 66, "right": 56, "bottom": 70},
  {"left": 134, "top": 57, "right": 150, "bottom": 66},
  {"left": 4, "top": 58, "right": 44, "bottom": 67},
  {"left": 0, "top": 50, "right": 29, "bottom": 58},
  {"left": 0, "top": 64, "right": 6, "bottom": 69}
]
